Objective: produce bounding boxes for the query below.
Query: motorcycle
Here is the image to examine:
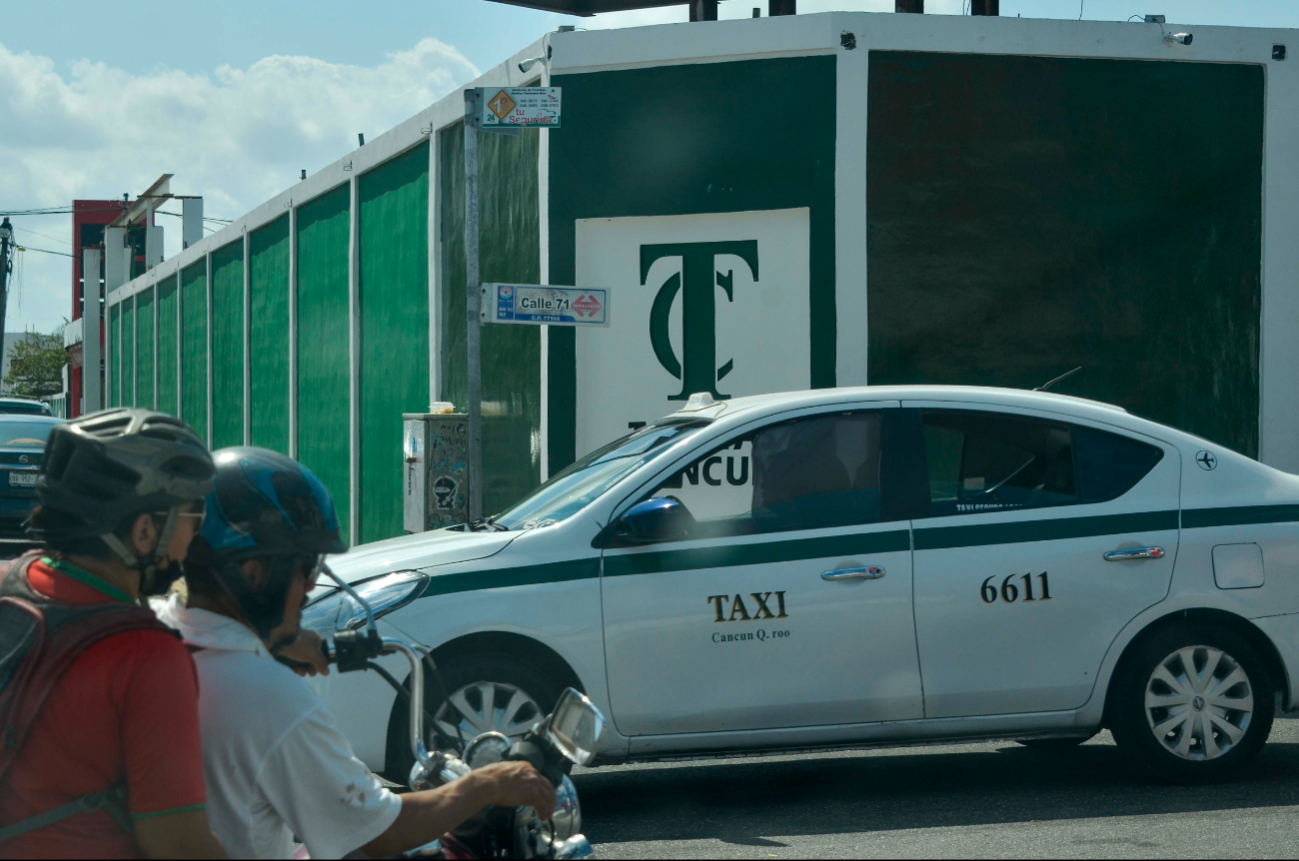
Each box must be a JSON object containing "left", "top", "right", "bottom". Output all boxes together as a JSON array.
[{"left": 318, "top": 565, "right": 601, "bottom": 860}]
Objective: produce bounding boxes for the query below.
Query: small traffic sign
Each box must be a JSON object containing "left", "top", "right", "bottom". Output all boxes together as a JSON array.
[
  {"left": 487, "top": 90, "right": 517, "bottom": 121},
  {"left": 475, "top": 87, "right": 561, "bottom": 129},
  {"left": 482, "top": 283, "right": 609, "bottom": 327}
]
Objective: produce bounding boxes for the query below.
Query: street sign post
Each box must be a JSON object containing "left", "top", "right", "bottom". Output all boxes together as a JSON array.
[
  {"left": 463, "top": 87, "right": 563, "bottom": 521},
  {"left": 481, "top": 284, "right": 609, "bottom": 327}
]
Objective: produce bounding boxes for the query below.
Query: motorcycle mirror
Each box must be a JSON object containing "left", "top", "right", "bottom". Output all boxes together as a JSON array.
[{"left": 545, "top": 688, "right": 605, "bottom": 767}]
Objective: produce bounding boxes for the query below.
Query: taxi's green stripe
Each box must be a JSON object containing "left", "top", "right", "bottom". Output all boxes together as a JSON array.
[
  {"left": 913, "top": 510, "right": 1179, "bottom": 551},
  {"left": 601, "top": 530, "right": 912, "bottom": 578},
  {"left": 1182, "top": 504, "right": 1299, "bottom": 529},
  {"left": 419, "top": 558, "right": 600, "bottom": 597},
  {"left": 416, "top": 505, "right": 1298, "bottom": 597}
]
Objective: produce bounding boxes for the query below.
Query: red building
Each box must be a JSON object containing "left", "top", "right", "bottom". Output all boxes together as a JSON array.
[{"left": 69, "top": 199, "right": 131, "bottom": 417}]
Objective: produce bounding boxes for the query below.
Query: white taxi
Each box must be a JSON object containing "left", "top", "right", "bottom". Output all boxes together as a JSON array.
[{"left": 307, "top": 386, "right": 1299, "bottom": 784}]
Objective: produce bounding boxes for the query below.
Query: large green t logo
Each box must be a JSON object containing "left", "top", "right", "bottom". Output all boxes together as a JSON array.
[{"left": 641, "top": 240, "right": 759, "bottom": 401}]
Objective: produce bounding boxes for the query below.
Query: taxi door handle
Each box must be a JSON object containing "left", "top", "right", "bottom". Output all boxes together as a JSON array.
[
  {"left": 1104, "top": 546, "right": 1166, "bottom": 562},
  {"left": 822, "top": 566, "right": 885, "bottom": 581}
]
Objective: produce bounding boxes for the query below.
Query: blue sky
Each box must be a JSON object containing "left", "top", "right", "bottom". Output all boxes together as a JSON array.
[
  {"left": 8, "top": 1, "right": 1299, "bottom": 77},
  {"left": 2, "top": 0, "right": 1298, "bottom": 333}
]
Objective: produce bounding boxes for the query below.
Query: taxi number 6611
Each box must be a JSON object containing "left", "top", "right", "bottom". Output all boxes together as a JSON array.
[{"left": 981, "top": 572, "right": 1052, "bottom": 604}]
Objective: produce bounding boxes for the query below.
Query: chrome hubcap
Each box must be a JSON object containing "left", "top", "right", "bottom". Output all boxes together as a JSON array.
[
  {"left": 1144, "top": 645, "right": 1253, "bottom": 761},
  {"left": 434, "top": 681, "right": 542, "bottom": 747}
]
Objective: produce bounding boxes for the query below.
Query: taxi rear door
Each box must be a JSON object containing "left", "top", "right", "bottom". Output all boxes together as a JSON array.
[{"left": 906, "top": 403, "right": 1180, "bottom": 718}]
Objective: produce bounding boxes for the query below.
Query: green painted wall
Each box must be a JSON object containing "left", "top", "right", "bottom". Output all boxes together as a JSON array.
[
  {"left": 109, "top": 305, "right": 120, "bottom": 406},
  {"left": 548, "top": 56, "right": 837, "bottom": 472},
  {"left": 121, "top": 299, "right": 134, "bottom": 406},
  {"left": 137, "top": 288, "right": 155, "bottom": 409},
  {"left": 157, "top": 276, "right": 178, "bottom": 416},
  {"left": 181, "top": 262, "right": 208, "bottom": 442},
  {"left": 211, "top": 242, "right": 244, "bottom": 450},
  {"left": 865, "top": 52, "right": 1264, "bottom": 457},
  {"left": 296, "top": 184, "right": 352, "bottom": 540},
  {"left": 359, "top": 143, "right": 429, "bottom": 543},
  {"left": 250, "top": 217, "right": 290, "bottom": 453},
  {"left": 439, "top": 123, "right": 541, "bottom": 516}
]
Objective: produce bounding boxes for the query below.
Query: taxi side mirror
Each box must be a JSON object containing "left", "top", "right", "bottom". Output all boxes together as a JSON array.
[{"left": 605, "top": 497, "right": 695, "bottom": 547}]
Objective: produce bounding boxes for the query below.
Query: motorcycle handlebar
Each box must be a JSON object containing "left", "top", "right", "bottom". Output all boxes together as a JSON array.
[
  {"left": 382, "top": 638, "right": 431, "bottom": 768},
  {"left": 292, "top": 632, "right": 430, "bottom": 770}
]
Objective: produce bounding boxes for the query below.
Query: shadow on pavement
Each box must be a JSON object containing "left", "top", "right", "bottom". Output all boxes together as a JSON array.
[{"left": 574, "top": 737, "right": 1299, "bottom": 846}]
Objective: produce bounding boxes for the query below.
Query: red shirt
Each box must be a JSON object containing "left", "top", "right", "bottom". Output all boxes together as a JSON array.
[{"left": 0, "top": 560, "right": 208, "bottom": 859}]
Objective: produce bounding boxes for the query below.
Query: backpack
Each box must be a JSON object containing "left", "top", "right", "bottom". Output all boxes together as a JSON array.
[{"left": 0, "top": 551, "right": 178, "bottom": 843}]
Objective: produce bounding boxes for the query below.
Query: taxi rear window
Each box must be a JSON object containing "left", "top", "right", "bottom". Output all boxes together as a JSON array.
[{"left": 921, "top": 411, "right": 1162, "bottom": 517}]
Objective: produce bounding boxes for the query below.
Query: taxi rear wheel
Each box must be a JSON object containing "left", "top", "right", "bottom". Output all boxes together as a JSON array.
[{"left": 1109, "top": 624, "right": 1273, "bottom": 784}]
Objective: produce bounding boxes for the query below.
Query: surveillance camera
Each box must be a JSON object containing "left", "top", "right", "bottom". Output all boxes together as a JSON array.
[
  {"left": 1163, "top": 31, "right": 1192, "bottom": 45},
  {"left": 518, "top": 56, "right": 546, "bottom": 73}
]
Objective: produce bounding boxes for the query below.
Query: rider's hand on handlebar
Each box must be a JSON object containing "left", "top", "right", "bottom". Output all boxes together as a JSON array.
[
  {"left": 473, "top": 761, "right": 557, "bottom": 820},
  {"left": 274, "top": 630, "right": 331, "bottom": 677}
]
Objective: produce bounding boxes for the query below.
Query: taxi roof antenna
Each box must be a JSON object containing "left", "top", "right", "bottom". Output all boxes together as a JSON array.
[{"left": 1035, "top": 366, "right": 1083, "bottom": 392}]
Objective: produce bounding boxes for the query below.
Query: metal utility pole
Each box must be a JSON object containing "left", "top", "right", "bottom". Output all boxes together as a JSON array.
[
  {"left": 461, "top": 85, "right": 558, "bottom": 525},
  {"left": 464, "top": 89, "right": 484, "bottom": 522},
  {"left": 0, "top": 218, "right": 12, "bottom": 347}
]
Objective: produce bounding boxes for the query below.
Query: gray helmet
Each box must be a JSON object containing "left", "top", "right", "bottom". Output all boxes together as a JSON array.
[{"left": 38, "top": 409, "right": 215, "bottom": 581}]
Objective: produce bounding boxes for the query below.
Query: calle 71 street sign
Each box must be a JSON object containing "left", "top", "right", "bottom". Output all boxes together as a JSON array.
[{"left": 481, "top": 283, "right": 609, "bottom": 327}]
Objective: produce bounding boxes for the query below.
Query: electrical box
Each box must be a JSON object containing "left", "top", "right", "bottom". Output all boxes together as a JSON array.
[{"left": 403, "top": 409, "right": 471, "bottom": 532}]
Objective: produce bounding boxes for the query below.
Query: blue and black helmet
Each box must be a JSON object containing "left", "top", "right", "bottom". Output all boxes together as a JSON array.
[
  {"left": 194, "top": 447, "right": 346, "bottom": 641},
  {"left": 200, "top": 447, "right": 347, "bottom": 565}
]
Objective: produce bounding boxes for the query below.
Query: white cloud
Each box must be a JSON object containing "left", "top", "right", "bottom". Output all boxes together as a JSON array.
[{"left": 0, "top": 39, "right": 478, "bottom": 334}]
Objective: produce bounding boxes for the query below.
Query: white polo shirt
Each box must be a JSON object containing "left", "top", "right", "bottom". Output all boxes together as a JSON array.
[{"left": 156, "top": 595, "right": 402, "bottom": 860}]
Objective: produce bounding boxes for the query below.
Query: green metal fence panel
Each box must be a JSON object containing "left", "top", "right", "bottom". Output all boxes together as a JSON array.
[
  {"left": 865, "top": 52, "right": 1263, "bottom": 457},
  {"left": 359, "top": 142, "right": 429, "bottom": 544},
  {"left": 439, "top": 124, "right": 541, "bottom": 516},
  {"left": 296, "top": 184, "right": 351, "bottom": 539},
  {"left": 548, "top": 56, "right": 836, "bottom": 472},
  {"left": 121, "top": 299, "right": 134, "bottom": 406},
  {"left": 181, "top": 261, "right": 208, "bottom": 443},
  {"left": 250, "top": 217, "right": 290, "bottom": 453},
  {"left": 137, "top": 287, "right": 155, "bottom": 408},
  {"left": 211, "top": 241, "right": 244, "bottom": 449},
  {"left": 109, "top": 304, "right": 120, "bottom": 406},
  {"left": 157, "top": 276, "right": 178, "bottom": 416}
]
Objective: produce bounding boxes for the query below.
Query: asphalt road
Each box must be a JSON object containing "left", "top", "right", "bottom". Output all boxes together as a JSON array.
[{"left": 573, "top": 721, "right": 1299, "bottom": 859}]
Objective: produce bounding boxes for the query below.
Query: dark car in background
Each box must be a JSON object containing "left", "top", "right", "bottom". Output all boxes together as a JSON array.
[
  {"left": 0, "top": 415, "right": 62, "bottom": 543},
  {"left": 0, "top": 398, "right": 53, "bottom": 417}
]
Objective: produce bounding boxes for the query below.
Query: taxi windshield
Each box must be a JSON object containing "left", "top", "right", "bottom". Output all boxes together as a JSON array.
[{"left": 492, "top": 419, "right": 710, "bottom": 530}]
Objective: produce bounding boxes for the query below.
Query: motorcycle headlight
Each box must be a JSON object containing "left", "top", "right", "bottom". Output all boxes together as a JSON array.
[{"left": 302, "top": 570, "right": 429, "bottom": 632}]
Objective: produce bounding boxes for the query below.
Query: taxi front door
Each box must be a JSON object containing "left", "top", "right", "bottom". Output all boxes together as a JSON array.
[{"left": 599, "top": 406, "right": 925, "bottom": 738}]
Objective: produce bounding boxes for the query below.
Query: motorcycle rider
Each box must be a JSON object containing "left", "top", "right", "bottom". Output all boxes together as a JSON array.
[
  {"left": 156, "top": 447, "right": 555, "bottom": 859},
  {"left": 0, "top": 409, "right": 226, "bottom": 859}
]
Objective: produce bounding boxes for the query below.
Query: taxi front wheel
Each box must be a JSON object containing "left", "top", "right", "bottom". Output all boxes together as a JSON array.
[
  {"left": 1109, "top": 624, "right": 1274, "bottom": 784},
  {"left": 386, "top": 652, "right": 563, "bottom": 784}
]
